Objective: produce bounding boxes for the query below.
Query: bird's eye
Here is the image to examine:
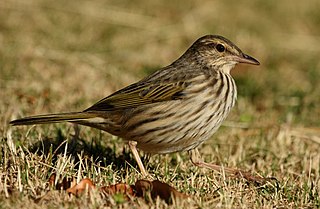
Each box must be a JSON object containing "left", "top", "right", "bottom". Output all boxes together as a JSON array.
[{"left": 216, "top": 44, "right": 225, "bottom": 52}]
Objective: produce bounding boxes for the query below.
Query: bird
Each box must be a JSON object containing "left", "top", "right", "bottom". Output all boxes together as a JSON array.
[{"left": 10, "top": 35, "right": 260, "bottom": 178}]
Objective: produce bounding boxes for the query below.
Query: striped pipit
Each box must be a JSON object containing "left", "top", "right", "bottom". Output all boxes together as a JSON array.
[{"left": 10, "top": 35, "right": 260, "bottom": 179}]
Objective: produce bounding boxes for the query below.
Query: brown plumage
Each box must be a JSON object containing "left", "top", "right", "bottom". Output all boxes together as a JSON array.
[{"left": 10, "top": 35, "right": 260, "bottom": 176}]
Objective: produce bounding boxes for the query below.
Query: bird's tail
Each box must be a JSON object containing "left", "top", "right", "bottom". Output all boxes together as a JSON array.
[{"left": 10, "top": 112, "right": 96, "bottom": 126}]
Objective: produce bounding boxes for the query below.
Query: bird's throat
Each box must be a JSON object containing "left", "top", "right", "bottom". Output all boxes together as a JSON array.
[{"left": 220, "top": 62, "right": 236, "bottom": 74}]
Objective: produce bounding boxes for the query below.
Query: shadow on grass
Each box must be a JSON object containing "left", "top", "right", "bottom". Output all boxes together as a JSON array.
[{"left": 28, "top": 127, "right": 150, "bottom": 176}]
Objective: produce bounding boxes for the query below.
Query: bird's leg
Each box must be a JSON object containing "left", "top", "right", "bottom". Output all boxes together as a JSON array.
[
  {"left": 189, "top": 148, "right": 266, "bottom": 183},
  {"left": 189, "top": 148, "right": 235, "bottom": 173},
  {"left": 128, "top": 140, "right": 149, "bottom": 177}
]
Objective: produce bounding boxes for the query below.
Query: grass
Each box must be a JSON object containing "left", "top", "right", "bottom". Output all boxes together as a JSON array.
[{"left": 1, "top": 0, "right": 320, "bottom": 208}]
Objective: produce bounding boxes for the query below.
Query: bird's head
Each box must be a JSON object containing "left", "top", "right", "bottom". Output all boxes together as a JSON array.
[{"left": 185, "top": 35, "right": 260, "bottom": 74}]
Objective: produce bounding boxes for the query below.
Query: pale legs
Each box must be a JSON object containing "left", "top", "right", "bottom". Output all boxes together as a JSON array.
[
  {"left": 128, "top": 142, "right": 266, "bottom": 183},
  {"left": 128, "top": 141, "right": 148, "bottom": 177},
  {"left": 189, "top": 148, "right": 266, "bottom": 183}
]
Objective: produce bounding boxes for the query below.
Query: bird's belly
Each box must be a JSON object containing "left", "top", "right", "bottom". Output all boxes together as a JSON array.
[{"left": 123, "top": 94, "right": 234, "bottom": 154}]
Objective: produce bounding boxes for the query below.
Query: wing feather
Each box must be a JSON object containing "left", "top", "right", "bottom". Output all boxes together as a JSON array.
[{"left": 85, "top": 81, "right": 187, "bottom": 112}]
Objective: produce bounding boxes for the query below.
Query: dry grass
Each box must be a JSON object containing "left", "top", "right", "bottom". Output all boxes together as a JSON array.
[{"left": 1, "top": 0, "right": 320, "bottom": 208}]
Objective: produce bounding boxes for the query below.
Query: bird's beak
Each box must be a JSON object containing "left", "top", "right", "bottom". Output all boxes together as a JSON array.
[{"left": 236, "top": 53, "right": 260, "bottom": 65}]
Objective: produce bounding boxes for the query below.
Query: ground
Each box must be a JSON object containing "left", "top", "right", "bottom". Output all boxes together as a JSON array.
[{"left": 1, "top": 0, "right": 320, "bottom": 208}]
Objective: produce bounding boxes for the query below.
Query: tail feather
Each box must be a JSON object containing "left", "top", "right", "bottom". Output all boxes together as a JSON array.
[{"left": 10, "top": 112, "right": 96, "bottom": 126}]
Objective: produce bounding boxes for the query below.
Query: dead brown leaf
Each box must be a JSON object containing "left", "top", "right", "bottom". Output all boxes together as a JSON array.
[
  {"left": 48, "top": 173, "right": 56, "bottom": 188},
  {"left": 135, "top": 180, "right": 188, "bottom": 203},
  {"left": 46, "top": 175, "right": 188, "bottom": 204},
  {"left": 100, "top": 183, "right": 135, "bottom": 196},
  {"left": 66, "top": 178, "right": 96, "bottom": 196}
]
